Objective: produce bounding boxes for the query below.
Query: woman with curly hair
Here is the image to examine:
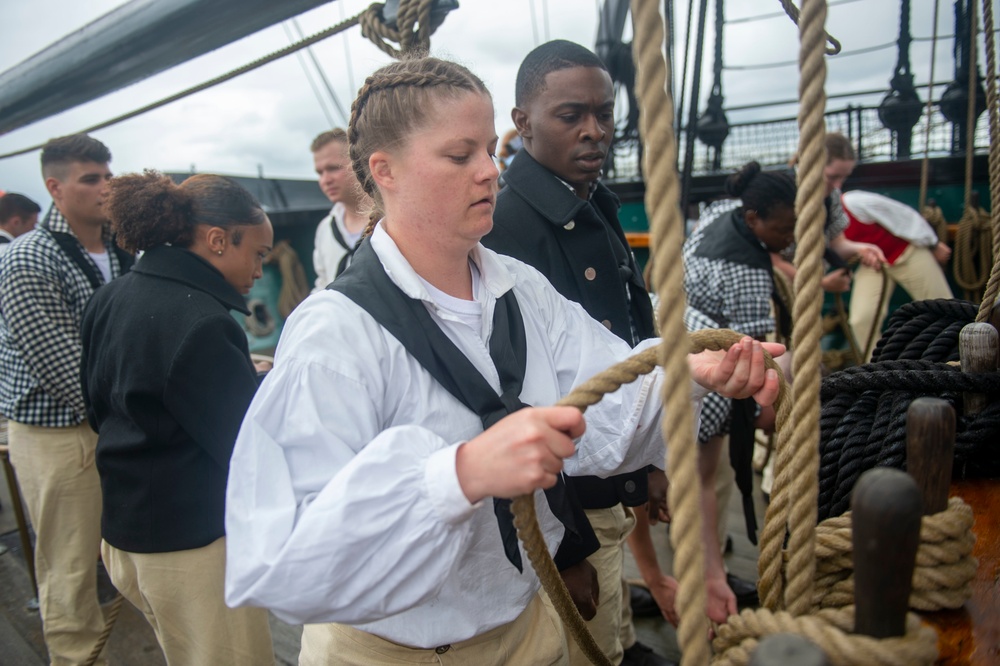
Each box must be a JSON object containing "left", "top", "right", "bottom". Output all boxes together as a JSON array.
[{"left": 80, "top": 171, "right": 274, "bottom": 665}]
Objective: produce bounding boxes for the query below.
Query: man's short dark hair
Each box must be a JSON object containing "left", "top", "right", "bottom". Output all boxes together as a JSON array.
[
  {"left": 310, "top": 129, "right": 348, "bottom": 153},
  {"left": 41, "top": 134, "right": 112, "bottom": 179},
  {"left": 0, "top": 193, "right": 42, "bottom": 223},
  {"left": 515, "top": 40, "right": 608, "bottom": 107}
]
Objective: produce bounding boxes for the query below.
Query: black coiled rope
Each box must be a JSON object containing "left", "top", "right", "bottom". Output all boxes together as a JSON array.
[{"left": 818, "top": 299, "right": 1000, "bottom": 521}]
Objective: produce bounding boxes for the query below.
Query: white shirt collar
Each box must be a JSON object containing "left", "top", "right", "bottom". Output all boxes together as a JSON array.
[{"left": 369, "top": 222, "right": 517, "bottom": 304}]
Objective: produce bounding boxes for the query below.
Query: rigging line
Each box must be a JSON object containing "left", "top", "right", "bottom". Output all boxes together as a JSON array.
[
  {"left": 0, "top": 11, "right": 362, "bottom": 160},
  {"left": 528, "top": 0, "right": 540, "bottom": 47},
  {"left": 541, "top": 0, "right": 551, "bottom": 42},
  {"left": 339, "top": 0, "right": 356, "bottom": 96},
  {"left": 725, "top": 40, "right": 898, "bottom": 71},
  {"left": 283, "top": 22, "right": 337, "bottom": 127},
  {"left": 722, "top": 80, "right": 981, "bottom": 113},
  {"left": 675, "top": 0, "right": 697, "bottom": 163},
  {"left": 725, "top": 0, "right": 862, "bottom": 25},
  {"left": 919, "top": 0, "right": 942, "bottom": 211},
  {"left": 292, "top": 18, "right": 350, "bottom": 125}
]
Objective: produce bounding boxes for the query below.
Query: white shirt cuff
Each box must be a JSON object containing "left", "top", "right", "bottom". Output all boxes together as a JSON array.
[{"left": 424, "top": 442, "right": 481, "bottom": 525}]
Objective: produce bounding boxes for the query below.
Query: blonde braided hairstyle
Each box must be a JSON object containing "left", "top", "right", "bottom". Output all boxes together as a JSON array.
[{"left": 347, "top": 56, "right": 491, "bottom": 238}]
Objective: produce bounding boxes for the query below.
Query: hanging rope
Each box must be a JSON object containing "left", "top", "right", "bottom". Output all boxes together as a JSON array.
[
  {"left": 758, "top": 0, "right": 828, "bottom": 616},
  {"left": 0, "top": 0, "right": 445, "bottom": 161},
  {"left": 918, "top": 0, "right": 942, "bottom": 211},
  {"left": 634, "top": 0, "right": 710, "bottom": 659},
  {"left": 975, "top": 0, "right": 1000, "bottom": 319}
]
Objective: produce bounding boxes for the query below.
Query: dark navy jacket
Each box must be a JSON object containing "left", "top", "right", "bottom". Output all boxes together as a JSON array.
[
  {"left": 485, "top": 150, "right": 656, "bottom": 511},
  {"left": 81, "top": 245, "right": 258, "bottom": 553}
]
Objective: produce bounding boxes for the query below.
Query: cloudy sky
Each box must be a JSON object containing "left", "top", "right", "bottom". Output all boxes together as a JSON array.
[{"left": 0, "top": 0, "right": 967, "bottom": 208}]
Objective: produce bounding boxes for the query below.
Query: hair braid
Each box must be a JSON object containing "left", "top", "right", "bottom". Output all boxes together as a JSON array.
[{"left": 347, "top": 57, "right": 490, "bottom": 229}]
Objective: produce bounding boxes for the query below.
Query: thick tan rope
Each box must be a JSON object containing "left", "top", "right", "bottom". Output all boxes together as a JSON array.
[
  {"left": 921, "top": 203, "right": 949, "bottom": 244},
  {"left": 711, "top": 606, "right": 938, "bottom": 666},
  {"left": 359, "top": 0, "right": 443, "bottom": 58},
  {"left": 512, "top": 330, "right": 788, "bottom": 666},
  {"left": 263, "top": 240, "right": 310, "bottom": 318},
  {"left": 632, "top": 0, "right": 712, "bottom": 660},
  {"left": 811, "top": 497, "right": 976, "bottom": 611},
  {"left": 758, "top": 0, "right": 828, "bottom": 616},
  {"left": 82, "top": 595, "right": 125, "bottom": 666},
  {"left": 976, "top": 0, "right": 1000, "bottom": 320},
  {"left": 953, "top": 203, "right": 992, "bottom": 301}
]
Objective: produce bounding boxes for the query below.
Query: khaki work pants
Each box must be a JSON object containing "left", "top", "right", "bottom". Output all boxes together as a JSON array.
[
  {"left": 298, "top": 593, "right": 567, "bottom": 665},
  {"left": 558, "top": 504, "right": 636, "bottom": 666},
  {"left": 102, "top": 537, "right": 273, "bottom": 666},
  {"left": 849, "top": 244, "right": 954, "bottom": 361},
  {"left": 7, "top": 421, "right": 107, "bottom": 666}
]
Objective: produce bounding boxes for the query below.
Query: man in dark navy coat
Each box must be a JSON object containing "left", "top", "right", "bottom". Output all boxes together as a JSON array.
[{"left": 484, "top": 40, "right": 671, "bottom": 666}]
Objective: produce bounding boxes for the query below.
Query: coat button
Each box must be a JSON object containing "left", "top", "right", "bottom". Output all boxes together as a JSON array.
[
  {"left": 602, "top": 319, "right": 612, "bottom": 329},
  {"left": 584, "top": 267, "right": 596, "bottom": 280},
  {"left": 435, "top": 645, "right": 451, "bottom": 654},
  {"left": 624, "top": 480, "right": 637, "bottom": 493},
  {"left": 564, "top": 221, "right": 576, "bottom": 230}
]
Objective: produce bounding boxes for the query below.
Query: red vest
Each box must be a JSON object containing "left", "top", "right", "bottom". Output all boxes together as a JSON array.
[{"left": 842, "top": 202, "right": 909, "bottom": 265}]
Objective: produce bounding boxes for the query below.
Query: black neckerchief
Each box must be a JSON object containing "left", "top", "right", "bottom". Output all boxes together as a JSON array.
[
  {"left": 331, "top": 239, "right": 585, "bottom": 572},
  {"left": 329, "top": 215, "right": 357, "bottom": 277}
]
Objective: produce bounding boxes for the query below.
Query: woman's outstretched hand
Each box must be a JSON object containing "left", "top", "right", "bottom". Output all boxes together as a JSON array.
[{"left": 688, "top": 337, "right": 784, "bottom": 407}]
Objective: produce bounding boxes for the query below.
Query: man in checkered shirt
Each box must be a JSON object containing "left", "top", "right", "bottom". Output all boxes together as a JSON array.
[{"left": 0, "top": 134, "right": 132, "bottom": 665}]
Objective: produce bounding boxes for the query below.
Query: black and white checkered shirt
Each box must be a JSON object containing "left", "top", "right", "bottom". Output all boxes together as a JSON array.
[
  {"left": 684, "top": 208, "right": 775, "bottom": 442},
  {"left": 0, "top": 207, "right": 129, "bottom": 427}
]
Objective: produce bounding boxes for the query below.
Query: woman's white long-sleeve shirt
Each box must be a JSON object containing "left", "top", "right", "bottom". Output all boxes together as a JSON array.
[{"left": 225, "top": 225, "right": 704, "bottom": 647}]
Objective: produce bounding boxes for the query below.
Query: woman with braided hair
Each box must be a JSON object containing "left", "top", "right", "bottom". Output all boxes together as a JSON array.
[{"left": 224, "top": 55, "right": 782, "bottom": 664}]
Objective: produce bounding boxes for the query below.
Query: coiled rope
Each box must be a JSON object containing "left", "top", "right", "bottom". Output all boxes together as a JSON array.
[
  {"left": 710, "top": 606, "right": 937, "bottom": 666},
  {"left": 811, "top": 498, "right": 976, "bottom": 611},
  {"left": 870, "top": 298, "right": 978, "bottom": 363},
  {"left": 817, "top": 360, "right": 1000, "bottom": 521}
]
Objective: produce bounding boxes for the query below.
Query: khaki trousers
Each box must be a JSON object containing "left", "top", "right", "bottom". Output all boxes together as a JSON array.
[
  {"left": 560, "top": 504, "right": 636, "bottom": 666},
  {"left": 102, "top": 537, "right": 273, "bottom": 666},
  {"left": 849, "top": 244, "right": 954, "bottom": 361},
  {"left": 298, "top": 593, "right": 567, "bottom": 665},
  {"left": 8, "top": 421, "right": 106, "bottom": 666}
]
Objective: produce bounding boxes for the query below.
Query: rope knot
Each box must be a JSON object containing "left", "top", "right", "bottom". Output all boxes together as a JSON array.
[{"left": 359, "top": 0, "right": 444, "bottom": 58}]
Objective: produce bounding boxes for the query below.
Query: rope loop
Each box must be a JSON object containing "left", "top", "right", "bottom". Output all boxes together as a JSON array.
[
  {"left": 358, "top": 0, "right": 445, "bottom": 58},
  {"left": 811, "top": 497, "right": 977, "bottom": 611},
  {"left": 512, "top": 329, "right": 788, "bottom": 666},
  {"left": 711, "top": 606, "right": 938, "bottom": 666}
]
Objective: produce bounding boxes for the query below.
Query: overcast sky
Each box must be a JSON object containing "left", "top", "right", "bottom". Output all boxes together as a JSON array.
[{"left": 0, "top": 0, "right": 968, "bottom": 208}]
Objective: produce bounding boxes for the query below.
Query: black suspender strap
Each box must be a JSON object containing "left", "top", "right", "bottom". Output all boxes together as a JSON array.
[
  {"left": 49, "top": 231, "right": 134, "bottom": 290},
  {"left": 331, "top": 239, "right": 594, "bottom": 572}
]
